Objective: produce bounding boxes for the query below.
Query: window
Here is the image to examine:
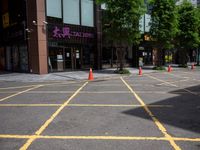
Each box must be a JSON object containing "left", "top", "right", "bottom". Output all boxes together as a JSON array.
[
  {"left": 63, "top": 0, "right": 80, "bottom": 25},
  {"left": 46, "top": 0, "right": 94, "bottom": 27},
  {"left": 46, "top": 0, "right": 62, "bottom": 18},
  {"left": 81, "top": 0, "right": 94, "bottom": 27}
]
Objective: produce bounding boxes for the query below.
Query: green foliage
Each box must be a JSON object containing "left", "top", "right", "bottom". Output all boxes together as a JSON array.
[
  {"left": 152, "top": 66, "right": 166, "bottom": 70},
  {"left": 178, "top": 64, "right": 188, "bottom": 68},
  {"left": 114, "top": 68, "right": 131, "bottom": 74},
  {"left": 149, "top": 0, "right": 179, "bottom": 49},
  {"left": 96, "top": 0, "right": 146, "bottom": 45},
  {"left": 177, "top": 0, "right": 200, "bottom": 49}
]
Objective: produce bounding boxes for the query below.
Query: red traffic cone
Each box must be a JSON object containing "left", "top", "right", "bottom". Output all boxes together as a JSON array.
[
  {"left": 168, "top": 65, "right": 172, "bottom": 72},
  {"left": 139, "top": 67, "right": 142, "bottom": 76},
  {"left": 88, "top": 68, "right": 94, "bottom": 80},
  {"left": 191, "top": 63, "right": 195, "bottom": 70}
]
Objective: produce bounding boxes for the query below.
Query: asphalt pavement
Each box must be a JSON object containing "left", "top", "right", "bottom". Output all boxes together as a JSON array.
[{"left": 0, "top": 67, "right": 200, "bottom": 150}]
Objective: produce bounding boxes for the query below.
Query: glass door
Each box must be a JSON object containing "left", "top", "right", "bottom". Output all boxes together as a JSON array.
[
  {"left": 64, "top": 48, "right": 72, "bottom": 69},
  {"left": 73, "top": 48, "right": 81, "bottom": 69},
  {"left": 64, "top": 47, "right": 81, "bottom": 70},
  {"left": 49, "top": 48, "right": 64, "bottom": 72}
]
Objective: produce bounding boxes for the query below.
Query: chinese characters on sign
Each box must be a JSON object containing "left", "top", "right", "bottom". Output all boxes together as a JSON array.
[{"left": 52, "top": 26, "right": 94, "bottom": 39}]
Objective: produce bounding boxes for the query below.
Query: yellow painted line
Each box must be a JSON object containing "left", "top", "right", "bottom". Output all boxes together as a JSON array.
[
  {"left": 121, "top": 77, "right": 181, "bottom": 150},
  {"left": 0, "top": 85, "right": 43, "bottom": 102},
  {"left": 146, "top": 74, "right": 199, "bottom": 96},
  {"left": 0, "top": 134, "right": 200, "bottom": 142},
  {"left": 157, "top": 79, "right": 189, "bottom": 86},
  {"left": 173, "top": 137, "right": 200, "bottom": 142},
  {"left": 38, "top": 135, "right": 167, "bottom": 141},
  {"left": 79, "top": 91, "right": 131, "bottom": 93},
  {"left": 0, "top": 134, "right": 166, "bottom": 141},
  {"left": 164, "top": 72, "right": 189, "bottom": 79},
  {"left": 0, "top": 81, "right": 82, "bottom": 90},
  {"left": 183, "top": 89, "right": 198, "bottom": 96},
  {"left": 19, "top": 81, "right": 88, "bottom": 150},
  {"left": 145, "top": 74, "right": 178, "bottom": 87},
  {"left": 0, "top": 104, "right": 61, "bottom": 107},
  {"left": 0, "top": 104, "right": 173, "bottom": 108},
  {"left": 0, "top": 85, "right": 36, "bottom": 90},
  {"left": 0, "top": 134, "right": 33, "bottom": 139},
  {"left": 69, "top": 104, "right": 173, "bottom": 108}
]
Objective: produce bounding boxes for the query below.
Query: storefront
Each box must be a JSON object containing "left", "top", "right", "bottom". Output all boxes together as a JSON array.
[
  {"left": 0, "top": 0, "right": 101, "bottom": 74},
  {"left": 0, "top": 0, "right": 28, "bottom": 72},
  {"left": 47, "top": 24, "right": 96, "bottom": 72},
  {"left": 45, "top": 0, "right": 99, "bottom": 73},
  {"left": 2, "top": 23, "right": 28, "bottom": 72}
]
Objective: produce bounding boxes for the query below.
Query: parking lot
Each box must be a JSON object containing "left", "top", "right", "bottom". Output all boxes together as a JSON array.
[{"left": 0, "top": 69, "right": 200, "bottom": 150}]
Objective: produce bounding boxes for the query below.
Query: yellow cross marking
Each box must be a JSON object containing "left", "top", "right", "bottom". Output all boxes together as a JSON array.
[
  {"left": 19, "top": 82, "right": 88, "bottom": 150},
  {"left": 121, "top": 77, "right": 181, "bottom": 150}
]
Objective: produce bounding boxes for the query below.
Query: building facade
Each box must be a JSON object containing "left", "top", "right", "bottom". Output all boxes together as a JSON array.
[{"left": 0, "top": 0, "right": 102, "bottom": 74}]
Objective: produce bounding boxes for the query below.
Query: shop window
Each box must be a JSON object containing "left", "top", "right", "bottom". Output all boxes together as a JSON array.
[
  {"left": 46, "top": 0, "right": 62, "bottom": 18},
  {"left": 63, "top": 0, "right": 80, "bottom": 25},
  {"left": 81, "top": 0, "right": 94, "bottom": 27}
]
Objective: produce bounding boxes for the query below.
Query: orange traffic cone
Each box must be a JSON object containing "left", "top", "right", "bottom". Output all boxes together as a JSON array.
[
  {"left": 88, "top": 68, "right": 94, "bottom": 80},
  {"left": 168, "top": 65, "right": 172, "bottom": 72},
  {"left": 139, "top": 67, "right": 142, "bottom": 76},
  {"left": 191, "top": 63, "right": 195, "bottom": 70}
]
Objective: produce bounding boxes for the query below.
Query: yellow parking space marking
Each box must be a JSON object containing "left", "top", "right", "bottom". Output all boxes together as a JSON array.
[
  {"left": 145, "top": 74, "right": 178, "bottom": 87},
  {"left": 0, "top": 134, "right": 166, "bottom": 141},
  {"left": 146, "top": 74, "right": 199, "bottom": 96},
  {"left": 173, "top": 137, "right": 200, "bottom": 142},
  {"left": 157, "top": 79, "right": 189, "bottom": 86},
  {"left": 121, "top": 77, "right": 181, "bottom": 150},
  {"left": 19, "top": 82, "right": 88, "bottom": 150},
  {"left": 164, "top": 72, "right": 189, "bottom": 79},
  {"left": 0, "top": 85, "right": 36, "bottom": 90},
  {"left": 0, "top": 103, "right": 173, "bottom": 108},
  {"left": 0, "top": 134, "right": 33, "bottom": 139},
  {"left": 0, "top": 81, "right": 82, "bottom": 90},
  {"left": 0, "top": 104, "right": 61, "bottom": 107},
  {"left": 0, "top": 134, "right": 200, "bottom": 142},
  {"left": 0, "top": 85, "right": 43, "bottom": 102},
  {"left": 79, "top": 91, "right": 131, "bottom": 93},
  {"left": 68, "top": 104, "right": 173, "bottom": 108}
]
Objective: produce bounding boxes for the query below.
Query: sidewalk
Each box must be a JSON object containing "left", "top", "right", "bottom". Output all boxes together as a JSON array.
[{"left": 0, "top": 68, "right": 156, "bottom": 83}]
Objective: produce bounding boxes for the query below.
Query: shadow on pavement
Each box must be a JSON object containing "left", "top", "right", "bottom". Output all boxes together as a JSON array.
[{"left": 123, "top": 85, "right": 200, "bottom": 135}]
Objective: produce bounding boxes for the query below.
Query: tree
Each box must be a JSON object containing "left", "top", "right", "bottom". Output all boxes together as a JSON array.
[
  {"left": 149, "top": 0, "right": 178, "bottom": 66},
  {"left": 96, "top": 0, "right": 145, "bottom": 71},
  {"left": 177, "top": 0, "right": 200, "bottom": 65},
  {"left": 197, "top": 6, "right": 200, "bottom": 65}
]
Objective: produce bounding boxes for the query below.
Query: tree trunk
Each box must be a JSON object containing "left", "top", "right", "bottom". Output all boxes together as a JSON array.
[
  {"left": 116, "top": 47, "right": 125, "bottom": 71},
  {"left": 155, "top": 48, "right": 163, "bottom": 67},
  {"left": 179, "top": 48, "right": 188, "bottom": 65}
]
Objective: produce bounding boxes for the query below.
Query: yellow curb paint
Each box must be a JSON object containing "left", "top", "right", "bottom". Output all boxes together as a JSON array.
[
  {"left": 19, "top": 82, "right": 88, "bottom": 150},
  {"left": 121, "top": 77, "right": 181, "bottom": 150},
  {"left": 145, "top": 74, "right": 178, "bottom": 87},
  {"left": 0, "top": 85, "right": 43, "bottom": 102},
  {"left": 0, "top": 104, "right": 173, "bottom": 108}
]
